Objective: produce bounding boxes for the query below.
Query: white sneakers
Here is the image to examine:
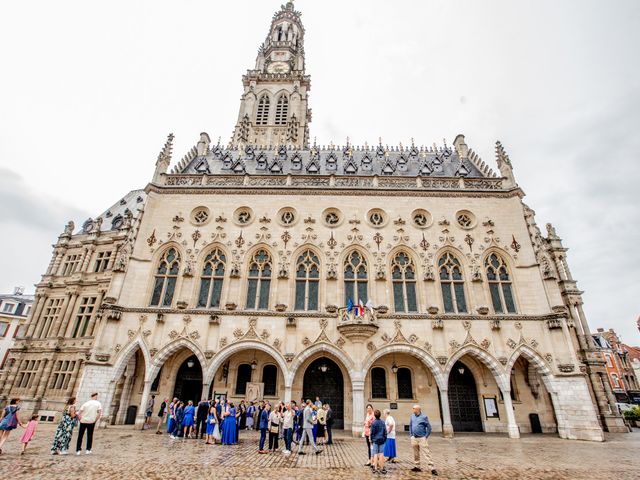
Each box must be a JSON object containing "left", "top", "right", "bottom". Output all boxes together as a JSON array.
[
  {"left": 76, "top": 451, "right": 81, "bottom": 456},
  {"left": 86, "top": 450, "right": 92, "bottom": 455},
  {"left": 76, "top": 450, "right": 92, "bottom": 455},
  {"left": 60, "top": 450, "right": 68, "bottom": 455}
]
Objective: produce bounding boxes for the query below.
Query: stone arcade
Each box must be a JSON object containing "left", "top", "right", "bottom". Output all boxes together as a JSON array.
[{"left": 0, "top": 2, "right": 625, "bottom": 441}]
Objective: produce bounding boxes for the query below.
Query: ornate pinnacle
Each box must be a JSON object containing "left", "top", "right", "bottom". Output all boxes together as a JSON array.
[
  {"left": 495, "top": 140, "right": 512, "bottom": 168},
  {"left": 157, "top": 133, "right": 174, "bottom": 165}
]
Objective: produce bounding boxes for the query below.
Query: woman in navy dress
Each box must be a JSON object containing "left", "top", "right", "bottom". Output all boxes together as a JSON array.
[
  {"left": 205, "top": 406, "right": 216, "bottom": 445},
  {"left": 221, "top": 402, "right": 237, "bottom": 445},
  {"left": 171, "top": 402, "right": 184, "bottom": 439},
  {"left": 182, "top": 400, "right": 195, "bottom": 438}
]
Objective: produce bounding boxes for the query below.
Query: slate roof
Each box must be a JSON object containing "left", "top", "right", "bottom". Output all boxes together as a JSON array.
[
  {"left": 175, "top": 144, "right": 488, "bottom": 178},
  {"left": 76, "top": 189, "right": 147, "bottom": 235}
]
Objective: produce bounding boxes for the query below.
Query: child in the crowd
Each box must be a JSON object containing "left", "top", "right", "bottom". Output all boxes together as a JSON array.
[{"left": 20, "top": 414, "right": 39, "bottom": 454}]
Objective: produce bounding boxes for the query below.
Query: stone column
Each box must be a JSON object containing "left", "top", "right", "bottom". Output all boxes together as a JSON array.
[
  {"left": 0, "top": 357, "right": 23, "bottom": 398},
  {"left": 86, "top": 290, "right": 106, "bottom": 337},
  {"left": 284, "top": 384, "right": 292, "bottom": 403},
  {"left": 26, "top": 295, "right": 46, "bottom": 338},
  {"left": 351, "top": 380, "right": 365, "bottom": 437},
  {"left": 599, "top": 372, "right": 618, "bottom": 409},
  {"left": 136, "top": 380, "right": 153, "bottom": 428},
  {"left": 53, "top": 291, "right": 79, "bottom": 338},
  {"left": 438, "top": 389, "right": 454, "bottom": 438},
  {"left": 68, "top": 359, "right": 84, "bottom": 397},
  {"left": 560, "top": 317, "right": 580, "bottom": 364},
  {"left": 501, "top": 389, "right": 520, "bottom": 439},
  {"left": 575, "top": 303, "right": 595, "bottom": 349},
  {"left": 201, "top": 383, "right": 211, "bottom": 401},
  {"left": 34, "top": 358, "right": 56, "bottom": 400}
]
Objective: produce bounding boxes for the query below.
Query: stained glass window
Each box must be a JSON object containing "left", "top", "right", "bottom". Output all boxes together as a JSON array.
[
  {"left": 246, "top": 250, "right": 272, "bottom": 310},
  {"left": 485, "top": 253, "right": 517, "bottom": 313},
  {"left": 295, "top": 250, "right": 320, "bottom": 311},
  {"left": 397, "top": 368, "right": 413, "bottom": 399},
  {"left": 391, "top": 252, "right": 418, "bottom": 313},
  {"left": 438, "top": 252, "right": 467, "bottom": 313},
  {"left": 150, "top": 248, "right": 181, "bottom": 307},
  {"left": 197, "top": 249, "right": 226, "bottom": 308},
  {"left": 371, "top": 367, "right": 387, "bottom": 399}
]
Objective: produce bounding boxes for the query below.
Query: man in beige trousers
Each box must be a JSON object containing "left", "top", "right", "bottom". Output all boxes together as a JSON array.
[{"left": 408, "top": 404, "right": 438, "bottom": 476}]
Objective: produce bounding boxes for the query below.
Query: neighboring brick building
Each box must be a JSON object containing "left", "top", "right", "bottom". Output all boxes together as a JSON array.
[
  {"left": 594, "top": 328, "right": 640, "bottom": 404},
  {"left": 0, "top": 288, "right": 34, "bottom": 371}
]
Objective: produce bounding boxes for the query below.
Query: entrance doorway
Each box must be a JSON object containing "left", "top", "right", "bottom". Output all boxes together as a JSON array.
[
  {"left": 448, "top": 361, "right": 483, "bottom": 432},
  {"left": 303, "top": 357, "right": 344, "bottom": 429},
  {"left": 173, "top": 355, "right": 203, "bottom": 403}
]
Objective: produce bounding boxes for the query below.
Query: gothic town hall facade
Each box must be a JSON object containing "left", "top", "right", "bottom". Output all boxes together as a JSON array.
[{"left": 0, "top": 2, "right": 625, "bottom": 441}]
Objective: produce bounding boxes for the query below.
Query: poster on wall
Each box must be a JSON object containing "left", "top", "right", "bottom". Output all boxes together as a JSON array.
[{"left": 483, "top": 396, "right": 499, "bottom": 418}]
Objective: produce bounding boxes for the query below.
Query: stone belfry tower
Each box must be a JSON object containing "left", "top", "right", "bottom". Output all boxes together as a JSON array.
[{"left": 231, "top": 1, "right": 311, "bottom": 149}]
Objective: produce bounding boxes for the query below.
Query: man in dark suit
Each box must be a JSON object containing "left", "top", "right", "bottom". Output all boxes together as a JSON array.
[
  {"left": 325, "top": 403, "right": 334, "bottom": 445},
  {"left": 195, "top": 398, "right": 210, "bottom": 439},
  {"left": 258, "top": 401, "right": 271, "bottom": 453}
]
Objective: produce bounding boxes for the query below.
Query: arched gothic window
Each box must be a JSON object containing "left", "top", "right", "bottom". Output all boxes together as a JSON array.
[
  {"left": 438, "top": 252, "right": 467, "bottom": 313},
  {"left": 344, "top": 251, "right": 368, "bottom": 305},
  {"left": 262, "top": 364, "right": 277, "bottom": 396},
  {"left": 197, "top": 249, "right": 226, "bottom": 308},
  {"left": 150, "top": 248, "right": 180, "bottom": 307},
  {"left": 485, "top": 253, "right": 517, "bottom": 313},
  {"left": 246, "top": 250, "right": 272, "bottom": 310},
  {"left": 256, "top": 94, "right": 270, "bottom": 125},
  {"left": 392, "top": 252, "right": 418, "bottom": 313},
  {"left": 295, "top": 250, "right": 320, "bottom": 311},
  {"left": 274, "top": 94, "right": 289, "bottom": 125},
  {"left": 371, "top": 367, "right": 387, "bottom": 399},
  {"left": 235, "top": 364, "right": 252, "bottom": 395},
  {"left": 397, "top": 368, "right": 413, "bottom": 399}
]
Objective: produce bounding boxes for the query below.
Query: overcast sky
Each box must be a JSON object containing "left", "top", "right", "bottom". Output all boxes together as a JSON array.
[{"left": 1, "top": 0, "right": 638, "bottom": 342}]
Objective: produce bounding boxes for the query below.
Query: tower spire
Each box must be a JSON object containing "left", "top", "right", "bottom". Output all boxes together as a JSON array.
[{"left": 231, "top": 2, "right": 311, "bottom": 149}]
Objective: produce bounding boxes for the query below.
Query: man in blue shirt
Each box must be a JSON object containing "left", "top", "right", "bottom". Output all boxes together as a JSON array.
[{"left": 408, "top": 404, "right": 437, "bottom": 475}]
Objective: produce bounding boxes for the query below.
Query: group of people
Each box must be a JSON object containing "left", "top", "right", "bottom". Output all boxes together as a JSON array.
[
  {"left": 1, "top": 392, "right": 438, "bottom": 476},
  {"left": 0, "top": 393, "right": 103, "bottom": 456},
  {"left": 362, "top": 403, "right": 438, "bottom": 476}
]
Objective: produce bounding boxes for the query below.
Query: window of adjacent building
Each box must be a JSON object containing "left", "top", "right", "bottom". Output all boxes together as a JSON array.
[
  {"left": 49, "top": 360, "right": 76, "bottom": 390},
  {"left": 397, "top": 368, "right": 414, "bottom": 399},
  {"left": 197, "top": 249, "right": 226, "bottom": 308},
  {"left": 611, "top": 373, "right": 620, "bottom": 388},
  {"left": 94, "top": 251, "right": 113, "bottom": 273},
  {"left": 371, "top": 367, "right": 387, "bottom": 399},
  {"left": 235, "top": 364, "right": 253, "bottom": 395},
  {"left": 295, "top": 250, "right": 320, "bottom": 311},
  {"left": 438, "top": 252, "right": 467, "bottom": 313},
  {"left": 605, "top": 354, "right": 613, "bottom": 368},
  {"left": 256, "top": 94, "right": 270, "bottom": 125},
  {"left": 150, "top": 248, "right": 181, "bottom": 307},
  {"left": 262, "top": 364, "right": 277, "bottom": 396},
  {"left": 16, "top": 359, "right": 42, "bottom": 389},
  {"left": 0, "top": 322, "right": 9, "bottom": 337},
  {"left": 61, "top": 254, "right": 81, "bottom": 276},
  {"left": 392, "top": 252, "right": 418, "bottom": 313},
  {"left": 246, "top": 250, "right": 272, "bottom": 310},
  {"left": 38, "top": 298, "right": 64, "bottom": 338},
  {"left": 485, "top": 253, "right": 517, "bottom": 314},
  {"left": 344, "top": 251, "right": 368, "bottom": 305},
  {"left": 2, "top": 302, "right": 15, "bottom": 313},
  {"left": 274, "top": 94, "right": 289, "bottom": 125},
  {"left": 14, "top": 324, "right": 26, "bottom": 338},
  {"left": 70, "top": 297, "right": 97, "bottom": 338}
]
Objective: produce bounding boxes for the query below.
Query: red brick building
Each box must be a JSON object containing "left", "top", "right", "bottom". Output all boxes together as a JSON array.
[{"left": 593, "top": 328, "right": 640, "bottom": 404}]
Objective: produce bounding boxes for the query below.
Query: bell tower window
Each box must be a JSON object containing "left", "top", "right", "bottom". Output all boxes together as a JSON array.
[
  {"left": 275, "top": 95, "right": 289, "bottom": 125},
  {"left": 256, "top": 94, "right": 270, "bottom": 126}
]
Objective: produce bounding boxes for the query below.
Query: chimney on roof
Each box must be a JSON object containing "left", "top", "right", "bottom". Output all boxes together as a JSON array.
[
  {"left": 13, "top": 286, "right": 24, "bottom": 296},
  {"left": 597, "top": 328, "right": 604, "bottom": 333}
]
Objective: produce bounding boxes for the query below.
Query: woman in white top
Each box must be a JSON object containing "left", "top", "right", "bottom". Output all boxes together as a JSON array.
[{"left": 383, "top": 409, "right": 397, "bottom": 463}]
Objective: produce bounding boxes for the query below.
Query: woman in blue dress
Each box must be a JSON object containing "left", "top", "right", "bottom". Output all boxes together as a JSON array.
[
  {"left": 221, "top": 402, "right": 237, "bottom": 445},
  {"left": 182, "top": 400, "right": 195, "bottom": 439},
  {"left": 166, "top": 398, "right": 177, "bottom": 434},
  {"left": 205, "top": 406, "right": 216, "bottom": 445}
]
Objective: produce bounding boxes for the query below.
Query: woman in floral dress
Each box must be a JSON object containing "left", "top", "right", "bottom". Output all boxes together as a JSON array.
[{"left": 51, "top": 397, "right": 78, "bottom": 455}]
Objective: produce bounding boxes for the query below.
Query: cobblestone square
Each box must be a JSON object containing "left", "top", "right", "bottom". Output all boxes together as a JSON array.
[{"left": 0, "top": 425, "right": 639, "bottom": 479}]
